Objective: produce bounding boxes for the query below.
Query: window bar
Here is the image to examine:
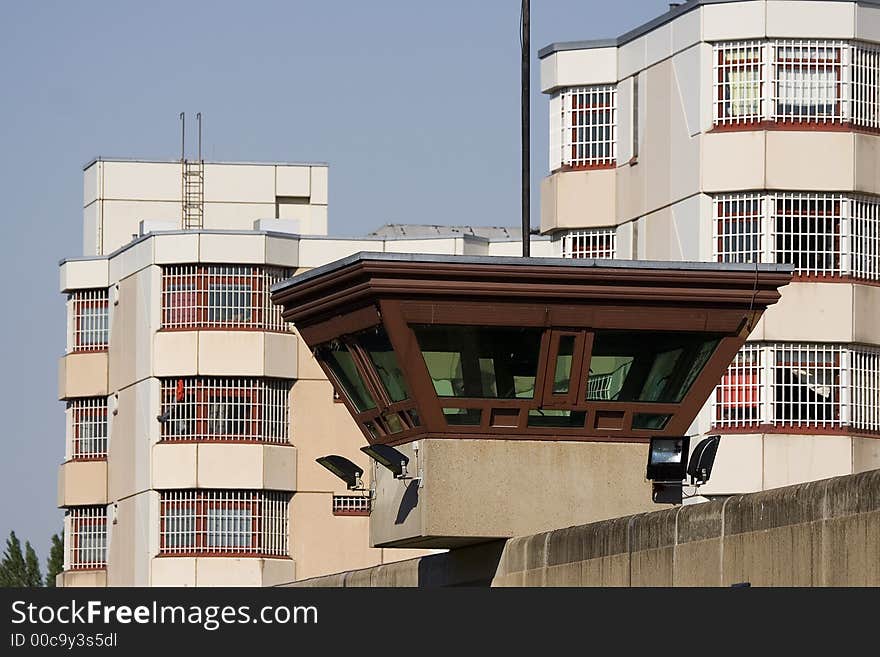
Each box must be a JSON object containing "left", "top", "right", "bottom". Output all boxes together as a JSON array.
[
  {"left": 161, "top": 265, "right": 290, "bottom": 331},
  {"left": 561, "top": 229, "right": 616, "bottom": 259},
  {"left": 70, "top": 289, "right": 109, "bottom": 352},
  {"left": 159, "top": 490, "right": 289, "bottom": 557},
  {"left": 332, "top": 495, "right": 372, "bottom": 516},
  {"left": 160, "top": 377, "right": 291, "bottom": 444},
  {"left": 67, "top": 507, "right": 107, "bottom": 570},
  {"left": 851, "top": 347, "right": 880, "bottom": 434},
  {"left": 712, "top": 343, "right": 764, "bottom": 428},
  {"left": 713, "top": 41, "right": 764, "bottom": 125},
  {"left": 68, "top": 398, "right": 109, "bottom": 459},
  {"left": 712, "top": 39, "right": 880, "bottom": 127},
  {"left": 716, "top": 192, "right": 880, "bottom": 282},
  {"left": 561, "top": 85, "right": 617, "bottom": 168}
]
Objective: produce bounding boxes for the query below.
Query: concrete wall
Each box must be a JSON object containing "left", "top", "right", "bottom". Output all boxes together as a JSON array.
[
  {"left": 83, "top": 160, "right": 330, "bottom": 256},
  {"left": 369, "top": 439, "right": 657, "bottom": 549},
  {"left": 289, "top": 468, "right": 880, "bottom": 587}
]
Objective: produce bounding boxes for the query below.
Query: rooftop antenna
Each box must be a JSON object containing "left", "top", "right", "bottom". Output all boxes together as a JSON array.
[
  {"left": 180, "top": 112, "right": 205, "bottom": 230},
  {"left": 521, "top": 0, "right": 530, "bottom": 257}
]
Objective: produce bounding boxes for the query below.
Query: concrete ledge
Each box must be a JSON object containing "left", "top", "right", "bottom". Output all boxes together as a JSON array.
[
  {"left": 58, "top": 460, "right": 108, "bottom": 507},
  {"left": 57, "top": 570, "right": 107, "bottom": 587},
  {"left": 151, "top": 556, "right": 295, "bottom": 587},
  {"left": 152, "top": 443, "right": 296, "bottom": 491},
  {"left": 58, "top": 352, "right": 109, "bottom": 400},
  {"left": 287, "top": 469, "right": 880, "bottom": 587}
]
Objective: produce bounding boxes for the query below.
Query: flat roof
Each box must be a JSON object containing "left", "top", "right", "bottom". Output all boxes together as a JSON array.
[
  {"left": 272, "top": 251, "right": 793, "bottom": 294},
  {"left": 369, "top": 223, "right": 527, "bottom": 240},
  {"left": 59, "top": 230, "right": 551, "bottom": 266},
  {"left": 538, "top": 0, "right": 880, "bottom": 57},
  {"left": 83, "top": 156, "right": 328, "bottom": 171}
]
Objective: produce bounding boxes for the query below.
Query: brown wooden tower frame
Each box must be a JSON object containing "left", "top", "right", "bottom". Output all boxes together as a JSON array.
[{"left": 271, "top": 253, "right": 791, "bottom": 447}]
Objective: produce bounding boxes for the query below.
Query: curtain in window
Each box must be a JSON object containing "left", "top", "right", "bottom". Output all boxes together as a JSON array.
[
  {"left": 777, "top": 67, "right": 837, "bottom": 117},
  {"left": 727, "top": 69, "right": 762, "bottom": 117}
]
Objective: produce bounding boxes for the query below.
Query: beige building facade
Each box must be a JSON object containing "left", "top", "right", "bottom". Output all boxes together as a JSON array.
[
  {"left": 539, "top": 0, "right": 880, "bottom": 494},
  {"left": 58, "top": 159, "right": 556, "bottom": 587}
]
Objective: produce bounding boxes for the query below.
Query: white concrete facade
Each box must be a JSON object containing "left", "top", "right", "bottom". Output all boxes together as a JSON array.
[
  {"left": 540, "top": 0, "right": 880, "bottom": 495},
  {"left": 59, "top": 160, "right": 552, "bottom": 586}
]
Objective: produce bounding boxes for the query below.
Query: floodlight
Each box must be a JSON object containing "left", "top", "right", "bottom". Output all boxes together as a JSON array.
[
  {"left": 316, "top": 455, "right": 364, "bottom": 490},
  {"left": 646, "top": 436, "right": 690, "bottom": 482},
  {"left": 687, "top": 435, "right": 720, "bottom": 485},
  {"left": 360, "top": 444, "right": 409, "bottom": 479}
]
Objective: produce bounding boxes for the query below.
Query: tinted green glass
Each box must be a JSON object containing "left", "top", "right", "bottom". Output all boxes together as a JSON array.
[
  {"left": 442, "top": 408, "right": 482, "bottom": 426},
  {"left": 319, "top": 342, "right": 376, "bottom": 412},
  {"left": 414, "top": 326, "right": 542, "bottom": 399},
  {"left": 632, "top": 413, "right": 671, "bottom": 430},
  {"left": 553, "top": 336, "right": 575, "bottom": 394},
  {"left": 527, "top": 409, "right": 587, "bottom": 428},
  {"left": 586, "top": 332, "right": 721, "bottom": 404},
  {"left": 358, "top": 326, "right": 409, "bottom": 403}
]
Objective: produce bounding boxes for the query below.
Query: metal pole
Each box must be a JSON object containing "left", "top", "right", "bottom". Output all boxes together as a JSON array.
[
  {"left": 196, "top": 112, "right": 202, "bottom": 161},
  {"left": 180, "top": 112, "right": 185, "bottom": 162},
  {"left": 521, "top": 0, "right": 530, "bottom": 257}
]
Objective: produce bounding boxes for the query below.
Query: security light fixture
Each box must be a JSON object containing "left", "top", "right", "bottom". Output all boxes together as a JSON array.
[
  {"left": 646, "top": 436, "right": 690, "bottom": 482},
  {"left": 646, "top": 435, "right": 722, "bottom": 505},
  {"left": 316, "top": 455, "right": 364, "bottom": 491},
  {"left": 360, "top": 444, "right": 410, "bottom": 479},
  {"left": 687, "top": 435, "right": 721, "bottom": 486}
]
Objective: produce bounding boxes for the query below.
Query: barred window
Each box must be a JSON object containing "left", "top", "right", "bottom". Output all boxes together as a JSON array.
[
  {"left": 713, "top": 40, "right": 880, "bottom": 129},
  {"left": 70, "top": 289, "right": 108, "bottom": 352},
  {"left": 159, "top": 490, "right": 289, "bottom": 557},
  {"left": 68, "top": 398, "right": 108, "bottom": 459},
  {"left": 159, "top": 378, "right": 290, "bottom": 444},
  {"left": 561, "top": 229, "right": 616, "bottom": 259},
  {"left": 332, "top": 495, "right": 371, "bottom": 517},
  {"left": 852, "top": 349, "right": 880, "bottom": 434},
  {"left": 773, "top": 41, "right": 845, "bottom": 123},
  {"left": 714, "top": 194, "right": 764, "bottom": 264},
  {"left": 713, "top": 193, "right": 880, "bottom": 281},
  {"left": 714, "top": 41, "right": 764, "bottom": 125},
  {"left": 67, "top": 507, "right": 107, "bottom": 570},
  {"left": 774, "top": 344, "right": 841, "bottom": 426},
  {"left": 561, "top": 86, "right": 617, "bottom": 168},
  {"left": 852, "top": 43, "right": 880, "bottom": 130},
  {"left": 161, "top": 265, "right": 291, "bottom": 331},
  {"left": 713, "top": 343, "right": 880, "bottom": 433},
  {"left": 773, "top": 194, "right": 843, "bottom": 276},
  {"left": 714, "top": 344, "right": 764, "bottom": 427}
]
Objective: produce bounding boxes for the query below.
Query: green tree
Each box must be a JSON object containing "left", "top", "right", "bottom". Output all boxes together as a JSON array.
[
  {"left": 24, "top": 541, "right": 43, "bottom": 587},
  {"left": 0, "top": 531, "right": 27, "bottom": 586},
  {"left": 46, "top": 532, "right": 64, "bottom": 588},
  {"left": 0, "top": 532, "right": 47, "bottom": 587}
]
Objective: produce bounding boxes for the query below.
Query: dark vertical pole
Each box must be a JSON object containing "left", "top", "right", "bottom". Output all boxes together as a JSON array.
[{"left": 521, "top": 0, "right": 530, "bottom": 257}]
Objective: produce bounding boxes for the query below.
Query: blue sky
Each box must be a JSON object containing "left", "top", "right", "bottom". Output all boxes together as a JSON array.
[{"left": 0, "top": 0, "right": 667, "bottom": 564}]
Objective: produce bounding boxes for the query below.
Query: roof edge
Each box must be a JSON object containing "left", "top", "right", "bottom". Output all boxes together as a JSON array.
[{"left": 538, "top": 0, "right": 880, "bottom": 58}]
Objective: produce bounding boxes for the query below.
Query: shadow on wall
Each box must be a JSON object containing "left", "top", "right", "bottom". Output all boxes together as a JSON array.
[
  {"left": 395, "top": 481, "right": 419, "bottom": 526},
  {"left": 416, "top": 541, "right": 507, "bottom": 587}
]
